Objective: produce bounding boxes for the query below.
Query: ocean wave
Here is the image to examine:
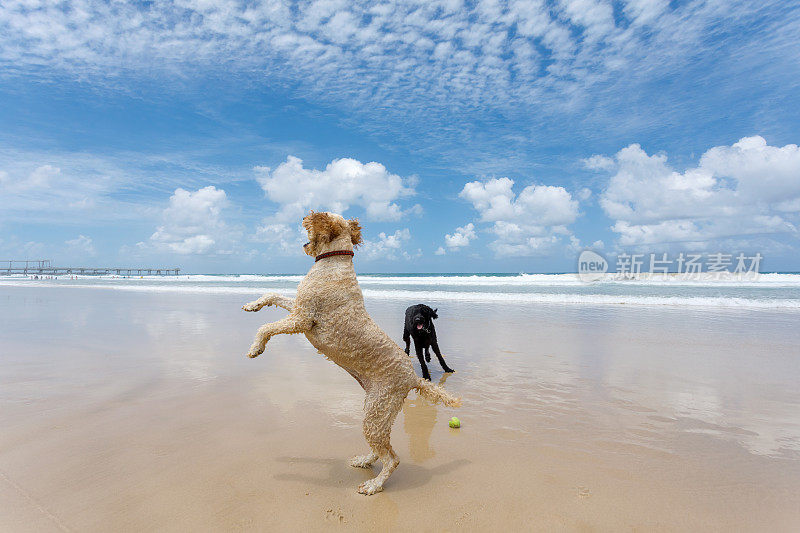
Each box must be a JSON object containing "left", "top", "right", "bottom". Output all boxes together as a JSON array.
[
  {"left": 7, "top": 272, "right": 799, "bottom": 287},
  {"left": 358, "top": 289, "right": 800, "bottom": 308},
  {"left": 3, "top": 278, "right": 799, "bottom": 309}
]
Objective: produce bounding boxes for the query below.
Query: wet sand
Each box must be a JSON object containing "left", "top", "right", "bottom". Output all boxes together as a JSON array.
[{"left": 1, "top": 285, "right": 799, "bottom": 531}]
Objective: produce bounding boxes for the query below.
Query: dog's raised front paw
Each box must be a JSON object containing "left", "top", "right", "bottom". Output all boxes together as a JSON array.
[
  {"left": 357, "top": 478, "right": 384, "bottom": 495},
  {"left": 246, "top": 345, "right": 265, "bottom": 358},
  {"left": 242, "top": 301, "right": 261, "bottom": 312}
]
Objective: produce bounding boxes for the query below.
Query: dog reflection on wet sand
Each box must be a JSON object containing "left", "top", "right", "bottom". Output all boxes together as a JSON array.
[{"left": 403, "top": 374, "right": 452, "bottom": 463}]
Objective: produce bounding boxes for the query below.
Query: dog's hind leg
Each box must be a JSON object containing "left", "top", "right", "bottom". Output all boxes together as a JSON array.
[
  {"left": 356, "top": 389, "right": 404, "bottom": 495},
  {"left": 246, "top": 313, "right": 311, "bottom": 358},
  {"left": 431, "top": 340, "right": 455, "bottom": 373},
  {"left": 242, "top": 293, "right": 295, "bottom": 312}
]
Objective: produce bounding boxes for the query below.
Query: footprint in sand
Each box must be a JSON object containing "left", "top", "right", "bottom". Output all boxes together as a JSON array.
[
  {"left": 325, "top": 507, "right": 346, "bottom": 523},
  {"left": 577, "top": 486, "right": 591, "bottom": 499}
]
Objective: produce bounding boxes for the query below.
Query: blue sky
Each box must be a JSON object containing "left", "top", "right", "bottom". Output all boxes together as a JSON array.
[{"left": 1, "top": 0, "right": 799, "bottom": 273}]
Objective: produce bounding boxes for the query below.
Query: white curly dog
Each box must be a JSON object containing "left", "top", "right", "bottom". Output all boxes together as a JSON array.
[{"left": 243, "top": 211, "right": 460, "bottom": 495}]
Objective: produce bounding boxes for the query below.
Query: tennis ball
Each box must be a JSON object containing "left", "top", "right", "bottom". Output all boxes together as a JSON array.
[{"left": 449, "top": 417, "right": 461, "bottom": 428}]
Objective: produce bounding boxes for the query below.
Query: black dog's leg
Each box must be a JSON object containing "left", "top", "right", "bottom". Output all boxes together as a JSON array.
[
  {"left": 431, "top": 340, "right": 454, "bottom": 373},
  {"left": 414, "top": 341, "right": 431, "bottom": 380},
  {"left": 424, "top": 346, "right": 431, "bottom": 363},
  {"left": 403, "top": 327, "right": 411, "bottom": 355}
]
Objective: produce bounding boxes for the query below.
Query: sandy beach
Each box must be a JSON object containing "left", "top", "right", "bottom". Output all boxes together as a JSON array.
[{"left": 2, "top": 283, "right": 800, "bottom": 531}]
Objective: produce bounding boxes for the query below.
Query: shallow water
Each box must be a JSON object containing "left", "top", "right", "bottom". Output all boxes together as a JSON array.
[{"left": 1, "top": 285, "right": 799, "bottom": 531}]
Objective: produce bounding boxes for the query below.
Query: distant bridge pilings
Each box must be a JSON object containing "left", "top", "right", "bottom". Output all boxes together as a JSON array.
[{"left": 2, "top": 260, "right": 180, "bottom": 276}]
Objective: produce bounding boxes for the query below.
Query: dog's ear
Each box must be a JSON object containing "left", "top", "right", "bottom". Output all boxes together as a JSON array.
[
  {"left": 348, "top": 218, "right": 362, "bottom": 247},
  {"left": 303, "top": 211, "right": 340, "bottom": 242},
  {"left": 431, "top": 308, "right": 438, "bottom": 319}
]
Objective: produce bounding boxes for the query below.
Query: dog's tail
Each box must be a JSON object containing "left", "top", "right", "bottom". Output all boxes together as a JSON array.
[{"left": 414, "top": 378, "right": 462, "bottom": 408}]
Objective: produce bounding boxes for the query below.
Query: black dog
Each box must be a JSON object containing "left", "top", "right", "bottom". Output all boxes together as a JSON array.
[{"left": 403, "top": 304, "right": 454, "bottom": 381}]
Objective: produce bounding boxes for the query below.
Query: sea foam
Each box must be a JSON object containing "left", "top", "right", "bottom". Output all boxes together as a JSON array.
[{"left": 3, "top": 273, "right": 800, "bottom": 309}]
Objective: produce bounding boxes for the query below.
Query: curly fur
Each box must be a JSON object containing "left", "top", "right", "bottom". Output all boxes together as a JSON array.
[{"left": 243, "top": 211, "right": 460, "bottom": 495}]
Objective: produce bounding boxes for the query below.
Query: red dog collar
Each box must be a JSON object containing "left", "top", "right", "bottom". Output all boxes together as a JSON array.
[{"left": 315, "top": 250, "right": 355, "bottom": 262}]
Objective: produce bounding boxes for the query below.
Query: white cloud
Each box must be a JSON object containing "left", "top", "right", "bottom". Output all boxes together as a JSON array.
[
  {"left": 435, "top": 246, "right": 446, "bottom": 255},
  {"left": 150, "top": 186, "right": 235, "bottom": 255},
  {"left": 252, "top": 222, "right": 305, "bottom": 255},
  {"left": 0, "top": 236, "right": 46, "bottom": 259},
  {"left": 461, "top": 177, "right": 578, "bottom": 226},
  {"left": 595, "top": 136, "right": 800, "bottom": 247},
  {"left": 557, "top": 0, "right": 616, "bottom": 42},
  {"left": 0, "top": 164, "right": 60, "bottom": 191},
  {"left": 582, "top": 155, "right": 615, "bottom": 171},
  {"left": 65, "top": 235, "right": 95, "bottom": 256},
  {"left": 255, "top": 156, "right": 415, "bottom": 221},
  {"left": 444, "top": 223, "right": 477, "bottom": 249},
  {"left": 402, "top": 248, "right": 423, "bottom": 260},
  {"left": 0, "top": 149, "right": 206, "bottom": 225},
  {"left": 360, "top": 228, "right": 412, "bottom": 260},
  {"left": 459, "top": 177, "right": 580, "bottom": 256},
  {"left": 0, "top": 0, "right": 785, "bottom": 165},
  {"left": 623, "top": 0, "right": 669, "bottom": 26},
  {"left": 0, "top": 156, "right": 115, "bottom": 222}
]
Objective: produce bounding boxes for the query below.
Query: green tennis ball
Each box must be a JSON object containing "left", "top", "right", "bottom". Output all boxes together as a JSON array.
[{"left": 449, "top": 417, "right": 461, "bottom": 428}]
